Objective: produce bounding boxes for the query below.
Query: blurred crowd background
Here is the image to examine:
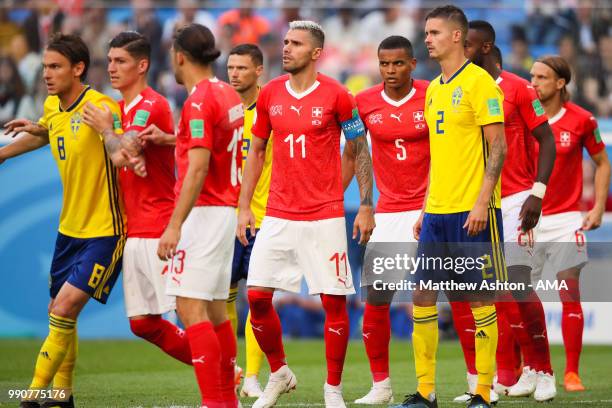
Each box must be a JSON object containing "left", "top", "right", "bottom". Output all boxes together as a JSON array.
[{"left": 0, "top": 0, "right": 610, "bottom": 129}]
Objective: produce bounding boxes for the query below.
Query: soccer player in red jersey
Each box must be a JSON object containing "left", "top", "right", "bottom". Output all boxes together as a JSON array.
[
  {"left": 457, "top": 21, "right": 559, "bottom": 402},
  {"left": 158, "top": 24, "right": 244, "bottom": 408},
  {"left": 530, "top": 55, "right": 610, "bottom": 392},
  {"left": 348, "top": 35, "right": 430, "bottom": 405},
  {"left": 237, "top": 20, "right": 375, "bottom": 408},
  {"left": 81, "top": 31, "right": 194, "bottom": 366}
]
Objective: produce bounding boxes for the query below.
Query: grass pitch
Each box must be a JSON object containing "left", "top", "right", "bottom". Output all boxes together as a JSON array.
[{"left": 1, "top": 339, "right": 611, "bottom": 407}]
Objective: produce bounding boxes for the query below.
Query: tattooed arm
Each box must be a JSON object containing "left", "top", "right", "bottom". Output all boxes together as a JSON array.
[
  {"left": 464, "top": 122, "right": 507, "bottom": 236},
  {"left": 83, "top": 102, "right": 147, "bottom": 177},
  {"left": 344, "top": 134, "right": 375, "bottom": 243}
]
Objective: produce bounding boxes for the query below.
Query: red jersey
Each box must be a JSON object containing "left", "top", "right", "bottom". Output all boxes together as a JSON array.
[
  {"left": 252, "top": 73, "right": 364, "bottom": 221},
  {"left": 356, "top": 80, "right": 430, "bottom": 213},
  {"left": 536, "top": 102, "right": 604, "bottom": 215},
  {"left": 175, "top": 78, "right": 243, "bottom": 207},
  {"left": 119, "top": 87, "right": 175, "bottom": 238},
  {"left": 497, "top": 70, "right": 548, "bottom": 197}
]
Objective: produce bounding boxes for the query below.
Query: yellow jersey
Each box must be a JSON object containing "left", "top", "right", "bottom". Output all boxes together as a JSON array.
[
  {"left": 425, "top": 61, "right": 504, "bottom": 214},
  {"left": 39, "top": 86, "right": 125, "bottom": 238},
  {"left": 242, "top": 102, "right": 272, "bottom": 228}
]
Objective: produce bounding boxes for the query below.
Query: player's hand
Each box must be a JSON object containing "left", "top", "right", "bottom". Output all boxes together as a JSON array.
[
  {"left": 83, "top": 102, "right": 113, "bottom": 133},
  {"left": 519, "top": 195, "right": 542, "bottom": 232},
  {"left": 124, "top": 150, "right": 147, "bottom": 177},
  {"left": 121, "top": 130, "right": 143, "bottom": 156},
  {"left": 158, "top": 225, "right": 181, "bottom": 260},
  {"left": 4, "top": 118, "right": 47, "bottom": 137},
  {"left": 582, "top": 206, "right": 604, "bottom": 231},
  {"left": 353, "top": 205, "right": 375, "bottom": 245},
  {"left": 413, "top": 211, "right": 424, "bottom": 240},
  {"left": 237, "top": 206, "right": 256, "bottom": 246},
  {"left": 463, "top": 203, "right": 488, "bottom": 237},
  {"left": 139, "top": 124, "right": 172, "bottom": 145}
]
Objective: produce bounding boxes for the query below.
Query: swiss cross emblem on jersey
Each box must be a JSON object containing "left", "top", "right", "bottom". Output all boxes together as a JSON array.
[
  {"left": 312, "top": 107, "right": 323, "bottom": 118},
  {"left": 413, "top": 110, "right": 424, "bottom": 122},
  {"left": 560, "top": 131, "right": 571, "bottom": 147}
]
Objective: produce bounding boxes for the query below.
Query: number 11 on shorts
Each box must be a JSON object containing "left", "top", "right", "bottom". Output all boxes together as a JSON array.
[{"left": 330, "top": 252, "right": 348, "bottom": 285}]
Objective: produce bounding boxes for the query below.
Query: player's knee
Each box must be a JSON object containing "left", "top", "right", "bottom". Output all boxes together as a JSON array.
[
  {"left": 320, "top": 294, "right": 347, "bottom": 319},
  {"left": 49, "top": 299, "right": 81, "bottom": 320},
  {"left": 557, "top": 267, "right": 581, "bottom": 281},
  {"left": 247, "top": 289, "right": 273, "bottom": 317},
  {"left": 129, "top": 316, "right": 161, "bottom": 339}
]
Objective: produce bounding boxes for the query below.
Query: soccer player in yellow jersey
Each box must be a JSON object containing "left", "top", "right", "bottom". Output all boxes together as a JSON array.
[
  {"left": 0, "top": 34, "right": 144, "bottom": 408},
  {"left": 226, "top": 43, "right": 270, "bottom": 399},
  {"left": 394, "top": 6, "right": 507, "bottom": 408}
]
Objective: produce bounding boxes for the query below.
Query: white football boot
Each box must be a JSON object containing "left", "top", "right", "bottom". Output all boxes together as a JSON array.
[
  {"left": 324, "top": 382, "right": 347, "bottom": 408},
  {"left": 507, "top": 366, "right": 537, "bottom": 397},
  {"left": 354, "top": 377, "right": 394, "bottom": 404},
  {"left": 534, "top": 372, "right": 556, "bottom": 402},
  {"left": 252, "top": 366, "right": 297, "bottom": 408}
]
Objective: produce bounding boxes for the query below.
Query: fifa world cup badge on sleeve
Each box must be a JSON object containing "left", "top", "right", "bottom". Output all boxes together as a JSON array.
[{"left": 341, "top": 108, "right": 365, "bottom": 140}]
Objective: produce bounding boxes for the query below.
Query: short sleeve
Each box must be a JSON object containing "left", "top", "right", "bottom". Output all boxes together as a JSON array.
[
  {"left": 251, "top": 84, "right": 272, "bottom": 140},
  {"left": 583, "top": 115, "right": 605, "bottom": 156},
  {"left": 355, "top": 93, "right": 369, "bottom": 134},
  {"left": 96, "top": 96, "right": 124, "bottom": 136},
  {"left": 335, "top": 87, "right": 365, "bottom": 140},
  {"left": 470, "top": 74, "right": 504, "bottom": 126},
  {"left": 516, "top": 83, "right": 547, "bottom": 131},
  {"left": 185, "top": 95, "right": 214, "bottom": 151}
]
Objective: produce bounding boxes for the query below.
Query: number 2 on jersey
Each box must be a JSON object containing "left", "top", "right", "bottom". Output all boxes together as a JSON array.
[
  {"left": 284, "top": 133, "right": 306, "bottom": 158},
  {"left": 435, "top": 111, "right": 444, "bottom": 135}
]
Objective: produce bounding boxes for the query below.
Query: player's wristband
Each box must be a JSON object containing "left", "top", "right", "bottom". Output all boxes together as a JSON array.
[{"left": 531, "top": 182, "right": 547, "bottom": 199}]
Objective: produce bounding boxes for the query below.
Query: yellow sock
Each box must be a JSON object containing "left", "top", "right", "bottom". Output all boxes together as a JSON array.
[
  {"left": 412, "top": 305, "right": 438, "bottom": 398},
  {"left": 30, "top": 314, "right": 76, "bottom": 389},
  {"left": 226, "top": 286, "right": 239, "bottom": 337},
  {"left": 52, "top": 328, "right": 78, "bottom": 395},
  {"left": 245, "top": 311, "right": 264, "bottom": 377},
  {"left": 472, "top": 305, "right": 498, "bottom": 403}
]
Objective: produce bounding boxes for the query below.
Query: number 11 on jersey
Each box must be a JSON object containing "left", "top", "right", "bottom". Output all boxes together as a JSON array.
[{"left": 284, "top": 133, "right": 306, "bottom": 158}]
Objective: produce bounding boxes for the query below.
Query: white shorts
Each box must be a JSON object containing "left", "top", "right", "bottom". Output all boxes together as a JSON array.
[
  {"left": 531, "top": 211, "right": 588, "bottom": 281},
  {"left": 166, "top": 206, "right": 236, "bottom": 300},
  {"left": 247, "top": 216, "right": 355, "bottom": 295},
  {"left": 362, "top": 210, "right": 420, "bottom": 287},
  {"left": 123, "top": 237, "right": 176, "bottom": 317},
  {"left": 369, "top": 210, "right": 421, "bottom": 243},
  {"left": 502, "top": 190, "right": 536, "bottom": 267}
]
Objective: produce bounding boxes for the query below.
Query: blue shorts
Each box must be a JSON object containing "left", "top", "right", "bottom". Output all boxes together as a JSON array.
[
  {"left": 414, "top": 209, "right": 506, "bottom": 289},
  {"left": 231, "top": 228, "right": 258, "bottom": 284},
  {"left": 49, "top": 233, "right": 125, "bottom": 304}
]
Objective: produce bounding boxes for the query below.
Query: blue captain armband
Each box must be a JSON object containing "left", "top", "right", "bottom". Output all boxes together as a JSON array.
[{"left": 341, "top": 108, "right": 365, "bottom": 140}]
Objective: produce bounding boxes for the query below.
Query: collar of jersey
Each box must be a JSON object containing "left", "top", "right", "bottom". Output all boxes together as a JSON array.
[
  {"left": 59, "top": 85, "right": 91, "bottom": 112},
  {"left": 285, "top": 79, "right": 320, "bottom": 100},
  {"left": 440, "top": 60, "right": 470, "bottom": 85},
  {"left": 381, "top": 85, "right": 416, "bottom": 107},
  {"left": 548, "top": 106, "right": 566, "bottom": 125},
  {"left": 247, "top": 101, "right": 256, "bottom": 111},
  {"left": 190, "top": 77, "right": 218, "bottom": 95},
  {"left": 123, "top": 93, "right": 144, "bottom": 115}
]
